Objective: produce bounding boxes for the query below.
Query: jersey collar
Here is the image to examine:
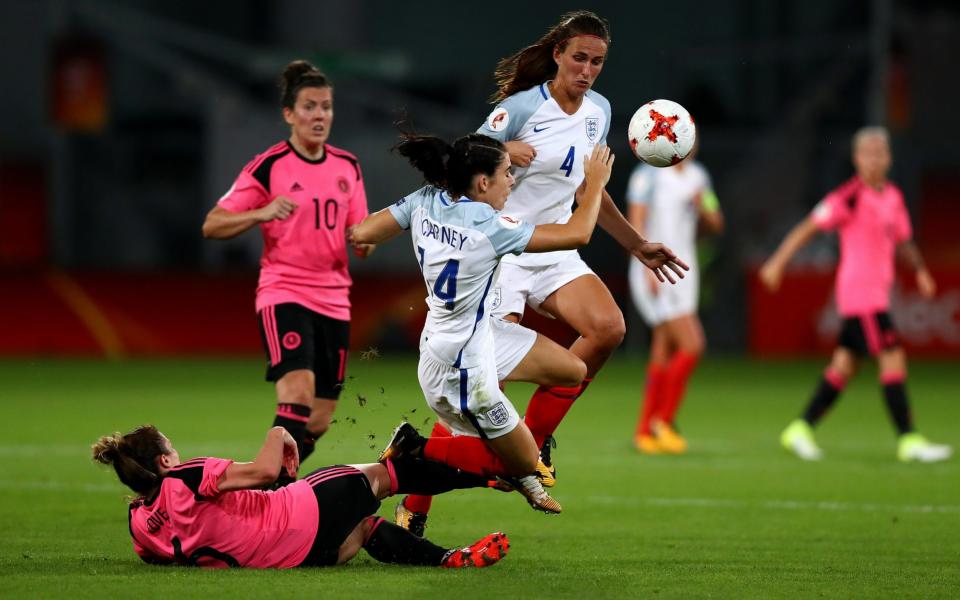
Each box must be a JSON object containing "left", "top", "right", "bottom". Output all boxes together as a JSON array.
[{"left": 286, "top": 140, "right": 328, "bottom": 165}]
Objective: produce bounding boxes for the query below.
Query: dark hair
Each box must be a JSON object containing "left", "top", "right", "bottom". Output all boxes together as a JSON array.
[
  {"left": 279, "top": 59, "right": 333, "bottom": 109},
  {"left": 394, "top": 132, "right": 506, "bottom": 198},
  {"left": 491, "top": 11, "right": 611, "bottom": 103},
  {"left": 92, "top": 425, "right": 168, "bottom": 496}
]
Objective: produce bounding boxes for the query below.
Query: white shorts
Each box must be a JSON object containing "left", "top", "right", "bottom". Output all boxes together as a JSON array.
[
  {"left": 491, "top": 318, "right": 538, "bottom": 380},
  {"left": 628, "top": 260, "right": 699, "bottom": 326},
  {"left": 418, "top": 351, "right": 520, "bottom": 439},
  {"left": 490, "top": 254, "right": 595, "bottom": 319}
]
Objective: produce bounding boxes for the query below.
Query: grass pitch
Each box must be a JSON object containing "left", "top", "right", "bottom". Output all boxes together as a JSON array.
[{"left": 0, "top": 356, "right": 957, "bottom": 599}]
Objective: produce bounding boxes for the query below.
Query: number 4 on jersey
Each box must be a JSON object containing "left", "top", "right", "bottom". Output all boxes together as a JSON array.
[{"left": 560, "top": 146, "right": 575, "bottom": 178}]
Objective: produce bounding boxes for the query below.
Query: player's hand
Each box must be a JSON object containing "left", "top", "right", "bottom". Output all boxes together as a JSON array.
[
  {"left": 353, "top": 243, "right": 375, "bottom": 258},
  {"left": 917, "top": 268, "right": 937, "bottom": 299},
  {"left": 583, "top": 144, "right": 614, "bottom": 189},
  {"left": 280, "top": 429, "right": 300, "bottom": 478},
  {"left": 505, "top": 141, "right": 537, "bottom": 167},
  {"left": 758, "top": 260, "right": 783, "bottom": 292},
  {"left": 632, "top": 241, "right": 687, "bottom": 284},
  {"left": 258, "top": 196, "right": 297, "bottom": 222}
]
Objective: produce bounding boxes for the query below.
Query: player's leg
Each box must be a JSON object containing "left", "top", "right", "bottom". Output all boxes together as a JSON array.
[
  {"left": 868, "top": 313, "right": 953, "bottom": 462},
  {"left": 521, "top": 273, "right": 625, "bottom": 452},
  {"left": 636, "top": 324, "right": 671, "bottom": 453},
  {"left": 300, "top": 464, "right": 504, "bottom": 568},
  {"left": 355, "top": 516, "right": 509, "bottom": 568},
  {"left": 259, "top": 304, "right": 319, "bottom": 473},
  {"left": 781, "top": 344, "right": 859, "bottom": 461},
  {"left": 394, "top": 421, "right": 451, "bottom": 537},
  {"left": 301, "top": 313, "right": 350, "bottom": 462},
  {"left": 652, "top": 313, "right": 705, "bottom": 453},
  {"left": 501, "top": 332, "right": 587, "bottom": 389}
]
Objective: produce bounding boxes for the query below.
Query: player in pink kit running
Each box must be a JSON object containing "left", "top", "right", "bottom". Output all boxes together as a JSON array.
[
  {"left": 203, "top": 61, "right": 371, "bottom": 467},
  {"left": 92, "top": 425, "right": 508, "bottom": 568},
  {"left": 760, "top": 126, "right": 951, "bottom": 463}
]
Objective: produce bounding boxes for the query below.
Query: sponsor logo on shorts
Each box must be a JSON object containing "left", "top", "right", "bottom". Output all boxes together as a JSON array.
[
  {"left": 487, "top": 402, "right": 510, "bottom": 427},
  {"left": 491, "top": 287, "right": 502, "bottom": 310},
  {"left": 282, "top": 331, "right": 302, "bottom": 351}
]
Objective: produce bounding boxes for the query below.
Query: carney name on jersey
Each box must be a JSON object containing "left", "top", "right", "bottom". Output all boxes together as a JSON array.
[
  {"left": 477, "top": 82, "right": 611, "bottom": 267},
  {"left": 388, "top": 186, "right": 534, "bottom": 369}
]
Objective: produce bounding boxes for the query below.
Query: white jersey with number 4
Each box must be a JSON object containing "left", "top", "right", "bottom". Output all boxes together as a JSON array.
[
  {"left": 388, "top": 186, "right": 535, "bottom": 369},
  {"left": 477, "top": 82, "right": 611, "bottom": 267}
]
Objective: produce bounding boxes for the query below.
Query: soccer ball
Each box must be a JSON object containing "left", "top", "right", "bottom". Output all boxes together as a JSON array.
[{"left": 627, "top": 100, "right": 696, "bottom": 167}]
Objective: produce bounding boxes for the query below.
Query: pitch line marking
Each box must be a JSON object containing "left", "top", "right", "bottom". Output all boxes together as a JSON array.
[{"left": 586, "top": 495, "right": 960, "bottom": 514}]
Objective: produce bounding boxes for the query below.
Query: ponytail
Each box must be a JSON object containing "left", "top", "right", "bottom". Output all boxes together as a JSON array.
[
  {"left": 279, "top": 59, "right": 332, "bottom": 109},
  {"left": 394, "top": 131, "right": 506, "bottom": 198},
  {"left": 491, "top": 10, "right": 611, "bottom": 103},
  {"left": 92, "top": 425, "right": 167, "bottom": 496}
]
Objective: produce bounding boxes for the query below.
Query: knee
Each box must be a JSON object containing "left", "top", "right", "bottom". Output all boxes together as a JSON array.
[
  {"left": 278, "top": 384, "right": 313, "bottom": 407},
  {"left": 590, "top": 312, "right": 626, "bottom": 350},
  {"left": 680, "top": 337, "right": 706, "bottom": 359},
  {"left": 551, "top": 355, "right": 587, "bottom": 388}
]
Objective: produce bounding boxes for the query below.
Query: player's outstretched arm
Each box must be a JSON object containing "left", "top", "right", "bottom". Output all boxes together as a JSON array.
[
  {"left": 217, "top": 427, "right": 299, "bottom": 492},
  {"left": 348, "top": 209, "right": 404, "bottom": 246},
  {"left": 759, "top": 216, "right": 819, "bottom": 292},
  {"left": 525, "top": 145, "right": 613, "bottom": 252},
  {"left": 202, "top": 197, "right": 297, "bottom": 240},
  {"left": 598, "top": 188, "right": 688, "bottom": 284},
  {"left": 897, "top": 241, "right": 937, "bottom": 298}
]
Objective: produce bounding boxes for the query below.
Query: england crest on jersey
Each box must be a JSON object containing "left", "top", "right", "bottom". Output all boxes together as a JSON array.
[{"left": 585, "top": 117, "right": 600, "bottom": 142}]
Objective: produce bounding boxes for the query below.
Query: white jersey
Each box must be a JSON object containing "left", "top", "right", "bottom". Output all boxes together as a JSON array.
[
  {"left": 625, "top": 161, "right": 712, "bottom": 270},
  {"left": 389, "top": 185, "right": 535, "bottom": 369},
  {"left": 478, "top": 82, "right": 611, "bottom": 267}
]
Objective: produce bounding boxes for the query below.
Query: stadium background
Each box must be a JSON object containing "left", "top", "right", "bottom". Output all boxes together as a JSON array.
[
  {"left": 2, "top": 2, "right": 959, "bottom": 597},
  {"left": 2, "top": 0, "right": 959, "bottom": 359}
]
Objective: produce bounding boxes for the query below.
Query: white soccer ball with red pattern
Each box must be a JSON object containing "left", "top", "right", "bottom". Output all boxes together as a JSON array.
[{"left": 627, "top": 99, "right": 696, "bottom": 167}]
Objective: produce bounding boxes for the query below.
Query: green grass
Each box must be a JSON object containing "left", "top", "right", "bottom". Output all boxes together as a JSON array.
[{"left": 0, "top": 356, "right": 957, "bottom": 599}]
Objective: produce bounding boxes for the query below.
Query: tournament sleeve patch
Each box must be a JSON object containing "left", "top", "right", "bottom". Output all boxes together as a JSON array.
[
  {"left": 486, "top": 107, "right": 510, "bottom": 132},
  {"left": 497, "top": 214, "right": 522, "bottom": 229},
  {"left": 812, "top": 200, "right": 833, "bottom": 224}
]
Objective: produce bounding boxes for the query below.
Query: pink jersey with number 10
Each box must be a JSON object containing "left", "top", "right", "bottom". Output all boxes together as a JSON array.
[
  {"left": 218, "top": 141, "right": 369, "bottom": 320},
  {"left": 811, "top": 176, "right": 912, "bottom": 316}
]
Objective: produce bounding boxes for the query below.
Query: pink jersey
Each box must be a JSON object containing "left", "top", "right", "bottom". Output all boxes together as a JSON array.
[
  {"left": 218, "top": 141, "right": 369, "bottom": 321},
  {"left": 128, "top": 457, "right": 319, "bottom": 568},
  {"left": 811, "top": 176, "right": 912, "bottom": 316}
]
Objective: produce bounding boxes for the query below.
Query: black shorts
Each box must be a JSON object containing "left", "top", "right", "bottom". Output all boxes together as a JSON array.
[
  {"left": 837, "top": 312, "right": 900, "bottom": 357},
  {"left": 258, "top": 303, "right": 350, "bottom": 399},
  {"left": 298, "top": 466, "right": 380, "bottom": 567}
]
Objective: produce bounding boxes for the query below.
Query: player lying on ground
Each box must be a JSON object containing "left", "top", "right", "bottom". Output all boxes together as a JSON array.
[
  {"left": 92, "top": 425, "right": 508, "bottom": 568},
  {"left": 349, "top": 136, "right": 617, "bottom": 515},
  {"left": 760, "top": 126, "right": 951, "bottom": 463}
]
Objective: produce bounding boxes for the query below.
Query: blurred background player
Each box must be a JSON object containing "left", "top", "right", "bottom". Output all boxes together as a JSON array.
[
  {"left": 202, "top": 60, "right": 372, "bottom": 469},
  {"left": 760, "top": 126, "right": 952, "bottom": 463},
  {"left": 350, "top": 135, "right": 617, "bottom": 515},
  {"left": 477, "top": 10, "right": 687, "bottom": 482},
  {"left": 627, "top": 142, "right": 724, "bottom": 454},
  {"left": 92, "top": 424, "right": 507, "bottom": 568}
]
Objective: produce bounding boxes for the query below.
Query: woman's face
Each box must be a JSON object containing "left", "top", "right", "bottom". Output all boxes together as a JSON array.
[
  {"left": 853, "top": 133, "right": 891, "bottom": 183},
  {"left": 553, "top": 35, "right": 607, "bottom": 96},
  {"left": 283, "top": 86, "right": 334, "bottom": 149},
  {"left": 157, "top": 434, "right": 180, "bottom": 471},
  {"left": 477, "top": 153, "right": 515, "bottom": 210}
]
